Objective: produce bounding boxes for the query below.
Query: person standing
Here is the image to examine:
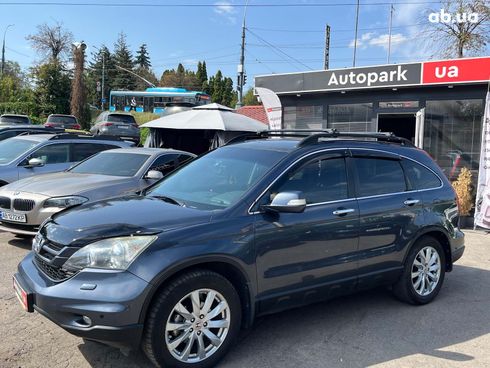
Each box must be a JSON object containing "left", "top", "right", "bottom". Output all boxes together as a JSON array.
[{"left": 129, "top": 97, "right": 137, "bottom": 111}]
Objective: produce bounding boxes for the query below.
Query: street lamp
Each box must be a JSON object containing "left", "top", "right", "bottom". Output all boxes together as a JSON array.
[
  {"left": 92, "top": 45, "right": 106, "bottom": 110},
  {"left": 1, "top": 24, "right": 14, "bottom": 76}
]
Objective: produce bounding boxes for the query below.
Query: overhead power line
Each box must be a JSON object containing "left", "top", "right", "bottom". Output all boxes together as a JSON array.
[
  {"left": 246, "top": 28, "right": 314, "bottom": 71},
  {"left": 0, "top": 1, "right": 444, "bottom": 7}
]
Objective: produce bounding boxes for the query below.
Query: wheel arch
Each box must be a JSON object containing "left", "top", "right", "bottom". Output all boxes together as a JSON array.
[
  {"left": 139, "top": 256, "right": 255, "bottom": 329},
  {"left": 404, "top": 227, "right": 453, "bottom": 272}
]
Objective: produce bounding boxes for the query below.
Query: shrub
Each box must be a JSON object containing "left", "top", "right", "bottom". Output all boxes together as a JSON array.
[{"left": 452, "top": 167, "right": 473, "bottom": 216}]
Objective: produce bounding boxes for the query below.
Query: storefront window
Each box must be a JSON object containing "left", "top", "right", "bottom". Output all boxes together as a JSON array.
[
  {"left": 328, "top": 103, "right": 374, "bottom": 132},
  {"left": 283, "top": 105, "right": 326, "bottom": 130},
  {"left": 424, "top": 99, "right": 483, "bottom": 181}
]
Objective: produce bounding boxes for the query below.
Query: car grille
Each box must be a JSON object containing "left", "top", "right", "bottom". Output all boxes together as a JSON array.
[
  {"left": 13, "top": 199, "right": 35, "bottom": 211},
  {"left": 34, "top": 256, "right": 75, "bottom": 282},
  {"left": 0, "top": 196, "right": 10, "bottom": 209}
]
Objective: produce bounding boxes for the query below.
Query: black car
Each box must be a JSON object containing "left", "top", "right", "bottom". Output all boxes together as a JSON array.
[
  {"left": 14, "top": 130, "right": 465, "bottom": 368},
  {"left": 0, "top": 126, "right": 64, "bottom": 141},
  {"left": 0, "top": 114, "right": 32, "bottom": 125}
]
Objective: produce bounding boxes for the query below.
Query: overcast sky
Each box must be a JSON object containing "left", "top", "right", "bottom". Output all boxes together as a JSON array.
[{"left": 1, "top": 0, "right": 489, "bottom": 90}]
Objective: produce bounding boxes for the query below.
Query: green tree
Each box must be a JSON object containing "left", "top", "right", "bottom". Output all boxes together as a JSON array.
[
  {"left": 135, "top": 43, "right": 151, "bottom": 69},
  {"left": 112, "top": 32, "right": 136, "bottom": 90},
  {"left": 159, "top": 63, "right": 199, "bottom": 90},
  {"left": 87, "top": 45, "right": 115, "bottom": 108},
  {"left": 32, "top": 61, "right": 71, "bottom": 114},
  {"left": 243, "top": 87, "right": 260, "bottom": 106},
  {"left": 196, "top": 61, "right": 208, "bottom": 88}
]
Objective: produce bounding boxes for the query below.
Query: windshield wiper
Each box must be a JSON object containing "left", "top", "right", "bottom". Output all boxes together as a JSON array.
[{"left": 150, "top": 195, "right": 185, "bottom": 207}]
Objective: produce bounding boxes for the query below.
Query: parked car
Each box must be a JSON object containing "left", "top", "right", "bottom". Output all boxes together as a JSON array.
[
  {"left": 0, "top": 133, "right": 133, "bottom": 186},
  {"left": 0, "top": 148, "right": 195, "bottom": 236},
  {"left": 44, "top": 114, "right": 81, "bottom": 130},
  {"left": 13, "top": 131, "right": 465, "bottom": 368},
  {"left": 0, "top": 126, "right": 64, "bottom": 141},
  {"left": 91, "top": 112, "right": 140, "bottom": 144},
  {"left": 0, "top": 114, "right": 32, "bottom": 125}
]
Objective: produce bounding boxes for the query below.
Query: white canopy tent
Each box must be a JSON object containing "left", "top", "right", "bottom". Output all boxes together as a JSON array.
[{"left": 141, "top": 103, "right": 267, "bottom": 154}]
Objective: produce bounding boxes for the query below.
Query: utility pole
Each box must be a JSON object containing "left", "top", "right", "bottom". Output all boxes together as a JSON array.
[
  {"left": 324, "top": 24, "right": 331, "bottom": 70},
  {"left": 353, "top": 0, "right": 360, "bottom": 67},
  {"left": 387, "top": 4, "right": 394, "bottom": 64},
  {"left": 236, "top": 0, "right": 250, "bottom": 108},
  {"left": 101, "top": 52, "right": 105, "bottom": 110},
  {"left": 1, "top": 24, "right": 14, "bottom": 77}
]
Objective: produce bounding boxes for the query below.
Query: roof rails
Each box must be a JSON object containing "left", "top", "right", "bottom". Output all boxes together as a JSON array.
[
  {"left": 48, "top": 133, "right": 124, "bottom": 141},
  {"left": 225, "top": 129, "right": 414, "bottom": 147}
]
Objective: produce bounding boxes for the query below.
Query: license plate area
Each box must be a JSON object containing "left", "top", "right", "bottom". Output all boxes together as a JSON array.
[
  {"left": 1, "top": 210, "right": 27, "bottom": 223},
  {"left": 13, "top": 275, "right": 34, "bottom": 312}
]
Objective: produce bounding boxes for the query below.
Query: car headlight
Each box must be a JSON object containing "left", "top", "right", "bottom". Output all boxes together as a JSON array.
[
  {"left": 43, "top": 196, "right": 88, "bottom": 208},
  {"left": 63, "top": 235, "right": 157, "bottom": 271}
]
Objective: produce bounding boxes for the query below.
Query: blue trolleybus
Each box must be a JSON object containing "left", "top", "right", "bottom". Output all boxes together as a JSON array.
[{"left": 109, "top": 87, "right": 211, "bottom": 114}]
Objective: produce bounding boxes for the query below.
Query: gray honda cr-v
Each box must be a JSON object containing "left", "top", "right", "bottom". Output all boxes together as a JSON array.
[{"left": 14, "top": 130, "right": 465, "bottom": 368}]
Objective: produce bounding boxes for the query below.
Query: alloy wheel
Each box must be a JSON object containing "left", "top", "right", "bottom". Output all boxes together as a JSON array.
[
  {"left": 411, "top": 246, "right": 441, "bottom": 296},
  {"left": 165, "top": 288, "right": 231, "bottom": 363}
]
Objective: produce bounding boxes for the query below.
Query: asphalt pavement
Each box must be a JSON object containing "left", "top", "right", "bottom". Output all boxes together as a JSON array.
[{"left": 1, "top": 230, "right": 489, "bottom": 368}]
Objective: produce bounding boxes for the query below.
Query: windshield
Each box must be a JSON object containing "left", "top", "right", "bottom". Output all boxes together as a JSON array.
[
  {"left": 107, "top": 114, "right": 136, "bottom": 124},
  {"left": 48, "top": 116, "right": 77, "bottom": 124},
  {"left": 0, "top": 138, "right": 38, "bottom": 164},
  {"left": 147, "top": 146, "right": 287, "bottom": 210},
  {"left": 0, "top": 116, "right": 29, "bottom": 125},
  {"left": 70, "top": 152, "right": 150, "bottom": 176}
]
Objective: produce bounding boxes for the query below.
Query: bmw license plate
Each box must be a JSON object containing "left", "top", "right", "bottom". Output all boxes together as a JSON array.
[{"left": 1, "top": 210, "right": 27, "bottom": 223}]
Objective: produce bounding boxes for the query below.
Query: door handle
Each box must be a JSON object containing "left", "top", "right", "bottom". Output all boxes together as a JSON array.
[
  {"left": 332, "top": 208, "right": 355, "bottom": 216},
  {"left": 404, "top": 199, "right": 420, "bottom": 206}
]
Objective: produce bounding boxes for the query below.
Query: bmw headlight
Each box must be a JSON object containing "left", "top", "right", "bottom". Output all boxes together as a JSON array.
[
  {"left": 63, "top": 236, "right": 157, "bottom": 271},
  {"left": 43, "top": 196, "right": 88, "bottom": 208}
]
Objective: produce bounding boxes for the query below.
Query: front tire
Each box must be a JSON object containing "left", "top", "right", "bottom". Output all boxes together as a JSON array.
[
  {"left": 143, "top": 270, "right": 241, "bottom": 368},
  {"left": 393, "top": 236, "right": 446, "bottom": 305}
]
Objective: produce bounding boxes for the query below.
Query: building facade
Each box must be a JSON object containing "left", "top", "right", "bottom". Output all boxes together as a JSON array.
[{"left": 255, "top": 57, "right": 490, "bottom": 181}]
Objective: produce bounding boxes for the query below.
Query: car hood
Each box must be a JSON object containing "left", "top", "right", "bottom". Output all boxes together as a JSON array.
[
  {"left": 4, "top": 172, "right": 131, "bottom": 196},
  {"left": 44, "top": 195, "right": 213, "bottom": 247}
]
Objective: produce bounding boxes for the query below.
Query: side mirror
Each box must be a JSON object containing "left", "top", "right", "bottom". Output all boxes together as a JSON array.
[
  {"left": 27, "top": 158, "right": 44, "bottom": 168},
  {"left": 145, "top": 170, "right": 164, "bottom": 180},
  {"left": 261, "top": 191, "right": 307, "bottom": 213}
]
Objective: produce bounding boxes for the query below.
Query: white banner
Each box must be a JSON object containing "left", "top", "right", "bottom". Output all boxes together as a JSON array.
[
  {"left": 255, "top": 87, "right": 282, "bottom": 130},
  {"left": 475, "top": 92, "right": 490, "bottom": 229}
]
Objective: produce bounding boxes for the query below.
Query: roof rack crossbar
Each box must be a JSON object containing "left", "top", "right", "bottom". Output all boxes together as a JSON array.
[
  {"left": 224, "top": 129, "right": 413, "bottom": 147},
  {"left": 48, "top": 133, "right": 123, "bottom": 141}
]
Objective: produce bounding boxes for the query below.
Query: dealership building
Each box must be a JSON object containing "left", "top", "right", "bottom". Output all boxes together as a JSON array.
[{"left": 255, "top": 57, "right": 490, "bottom": 180}]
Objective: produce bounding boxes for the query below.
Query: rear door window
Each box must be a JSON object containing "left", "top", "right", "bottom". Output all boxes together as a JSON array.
[{"left": 354, "top": 158, "right": 407, "bottom": 197}]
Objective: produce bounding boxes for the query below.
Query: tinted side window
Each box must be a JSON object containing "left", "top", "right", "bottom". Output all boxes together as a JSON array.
[
  {"left": 177, "top": 154, "right": 194, "bottom": 164},
  {"left": 149, "top": 154, "right": 179, "bottom": 175},
  {"left": 32, "top": 143, "right": 70, "bottom": 164},
  {"left": 402, "top": 159, "right": 442, "bottom": 190},
  {"left": 272, "top": 157, "right": 349, "bottom": 204},
  {"left": 354, "top": 158, "right": 406, "bottom": 197},
  {"left": 72, "top": 143, "right": 115, "bottom": 162}
]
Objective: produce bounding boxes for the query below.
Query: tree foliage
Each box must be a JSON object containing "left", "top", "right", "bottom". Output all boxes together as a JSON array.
[
  {"left": 32, "top": 61, "right": 71, "bottom": 115},
  {"left": 423, "top": 0, "right": 489, "bottom": 58},
  {"left": 87, "top": 45, "right": 114, "bottom": 108},
  {"left": 135, "top": 43, "right": 151, "bottom": 69},
  {"left": 26, "top": 22, "right": 73, "bottom": 62},
  {"left": 112, "top": 32, "right": 136, "bottom": 90},
  {"left": 243, "top": 88, "right": 260, "bottom": 106}
]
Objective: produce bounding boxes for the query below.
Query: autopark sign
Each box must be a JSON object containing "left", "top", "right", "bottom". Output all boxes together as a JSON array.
[{"left": 255, "top": 57, "right": 490, "bottom": 94}]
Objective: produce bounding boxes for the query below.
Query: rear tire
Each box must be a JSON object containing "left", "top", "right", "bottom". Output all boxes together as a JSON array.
[
  {"left": 393, "top": 236, "right": 446, "bottom": 305},
  {"left": 142, "top": 270, "right": 241, "bottom": 368}
]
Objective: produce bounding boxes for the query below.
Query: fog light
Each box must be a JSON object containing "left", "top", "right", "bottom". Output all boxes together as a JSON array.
[{"left": 82, "top": 315, "right": 92, "bottom": 326}]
